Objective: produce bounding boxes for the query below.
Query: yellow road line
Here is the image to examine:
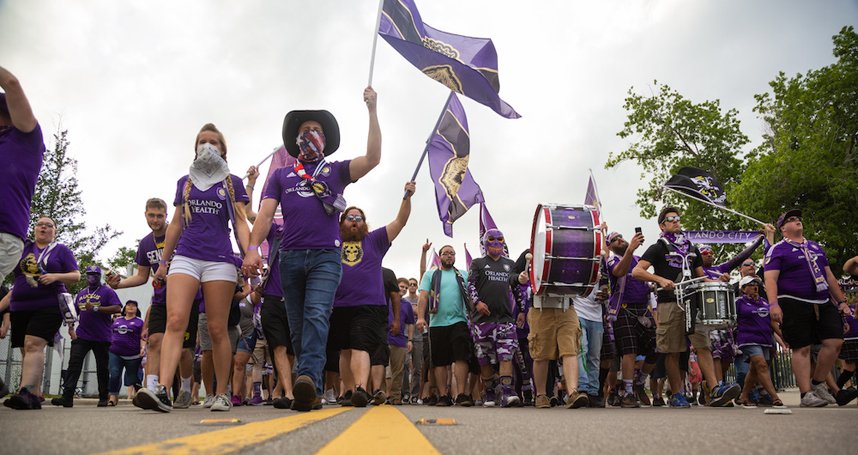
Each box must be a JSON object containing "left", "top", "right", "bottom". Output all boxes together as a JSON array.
[
  {"left": 316, "top": 406, "right": 440, "bottom": 455},
  {"left": 100, "top": 407, "right": 351, "bottom": 455}
]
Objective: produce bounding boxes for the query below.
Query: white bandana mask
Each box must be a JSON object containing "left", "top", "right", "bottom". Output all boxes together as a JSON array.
[{"left": 189, "top": 143, "right": 230, "bottom": 191}]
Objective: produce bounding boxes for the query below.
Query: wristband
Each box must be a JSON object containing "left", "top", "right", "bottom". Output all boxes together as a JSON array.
[
  {"left": 159, "top": 259, "right": 168, "bottom": 266},
  {"left": 248, "top": 245, "right": 259, "bottom": 252}
]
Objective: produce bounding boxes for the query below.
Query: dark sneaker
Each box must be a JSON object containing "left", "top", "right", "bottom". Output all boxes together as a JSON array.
[
  {"left": 709, "top": 383, "right": 741, "bottom": 407},
  {"left": 435, "top": 394, "right": 453, "bottom": 407},
  {"left": 455, "top": 394, "right": 474, "bottom": 407},
  {"left": 565, "top": 391, "right": 589, "bottom": 409},
  {"left": 292, "top": 375, "right": 317, "bottom": 412},
  {"left": 339, "top": 390, "right": 354, "bottom": 407},
  {"left": 370, "top": 389, "right": 386, "bottom": 406},
  {"left": 273, "top": 397, "right": 293, "bottom": 409},
  {"left": 351, "top": 387, "right": 370, "bottom": 408},
  {"left": 173, "top": 390, "right": 193, "bottom": 409},
  {"left": 651, "top": 395, "right": 665, "bottom": 407},
  {"left": 522, "top": 389, "right": 534, "bottom": 406},
  {"left": 3, "top": 388, "right": 42, "bottom": 410},
  {"left": 634, "top": 384, "right": 651, "bottom": 406},
  {"left": 836, "top": 387, "right": 858, "bottom": 406},
  {"left": 311, "top": 395, "right": 323, "bottom": 410},
  {"left": 97, "top": 400, "right": 109, "bottom": 407},
  {"left": 135, "top": 385, "right": 172, "bottom": 412},
  {"left": 0, "top": 378, "right": 9, "bottom": 399},
  {"left": 669, "top": 393, "right": 691, "bottom": 409},
  {"left": 51, "top": 396, "right": 73, "bottom": 408},
  {"left": 425, "top": 395, "right": 438, "bottom": 406},
  {"left": 549, "top": 396, "right": 559, "bottom": 407},
  {"left": 620, "top": 393, "right": 640, "bottom": 408},
  {"left": 588, "top": 394, "right": 604, "bottom": 408}
]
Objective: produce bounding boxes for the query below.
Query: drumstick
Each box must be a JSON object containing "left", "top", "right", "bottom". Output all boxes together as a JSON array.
[{"left": 655, "top": 275, "right": 708, "bottom": 292}]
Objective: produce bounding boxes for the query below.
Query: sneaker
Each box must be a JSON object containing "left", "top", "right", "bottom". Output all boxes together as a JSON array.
[
  {"left": 435, "top": 394, "right": 453, "bottom": 407},
  {"left": 173, "top": 390, "right": 192, "bottom": 409},
  {"left": 522, "top": 389, "right": 534, "bottom": 406},
  {"left": 424, "top": 395, "right": 438, "bottom": 406},
  {"left": 51, "top": 396, "right": 73, "bottom": 408},
  {"left": 651, "top": 395, "right": 665, "bottom": 407},
  {"left": 669, "top": 393, "right": 691, "bottom": 409},
  {"left": 800, "top": 390, "right": 828, "bottom": 407},
  {"left": 135, "top": 385, "right": 172, "bottom": 412},
  {"left": 323, "top": 388, "right": 337, "bottom": 405},
  {"left": 410, "top": 396, "right": 419, "bottom": 405},
  {"left": 273, "top": 397, "right": 294, "bottom": 409},
  {"left": 352, "top": 387, "right": 370, "bottom": 408},
  {"left": 97, "top": 400, "right": 109, "bottom": 407},
  {"left": 565, "top": 390, "right": 589, "bottom": 409},
  {"left": 484, "top": 385, "right": 497, "bottom": 408},
  {"left": 292, "top": 375, "right": 318, "bottom": 412},
  {"left": 607, "top": 390, "right": 621, "bottom": 407},
  {"left": 3, "top": 388, "right": 42, "bottom": 410},
  {"left": 202, "top": 395, "right": 215, "bottom": 408},
  {"left": 535, "top": 394, "right": 551, "bottom": 409},
  {"left": 211, "top": 394, "right": 232, "bottom": 412},
  {"left": 620, "top": 393, "right": 640, "bottom": 408},
  {"left": 230, "top": 395, "right": 243, "bottom": 407},
  {"left": 370, "top": 389, "right": 386, "bottom": 406},
  {"left": 812, "top": 383, "right": 837, "bottom": 405},
  {"left": 500, "top": 393, "right": 521, "bottom": 408},
  {"left": 455, "top": 393, "right": 474, "bottom": 407},
  {"left": 248, "top": 395, "right": 265, "bottom": 406},
  {"left": 634, "top": 384, "right": 651, "bottom": 406},
  {"left": 835, "top": 387, "right": 858, "bottom": 406},
  {"left": 132, "top": 391, "right": 144, "bottom": 409},
  {"left": 549, "top": 396, "right": 559, "bottom": 407},
  {"left": 339, "top": 390, "right": 354, "bottom": 407},
  {"left": 709, "top": 383, "right": 741, "bottom": 407},
  {"left": 588, "top": 394, "right": 604, "bottom": 408}
]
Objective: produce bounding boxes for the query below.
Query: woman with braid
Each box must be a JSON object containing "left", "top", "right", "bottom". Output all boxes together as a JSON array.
[{"left": 135, "top": 123, "right": 250, "bottom": 412}]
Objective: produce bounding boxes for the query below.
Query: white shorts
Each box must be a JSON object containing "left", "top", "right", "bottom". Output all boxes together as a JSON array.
[
  {"left": 168, "top": 255, "right": 238, "bottom": 283},
  {"left": 0, "top": 233, "right": 24, "bottom": 279}
]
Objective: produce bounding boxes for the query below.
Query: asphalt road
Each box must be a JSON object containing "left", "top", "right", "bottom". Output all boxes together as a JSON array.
[{"left": 1, "top": 390, "right": 856, "bottom": 455}]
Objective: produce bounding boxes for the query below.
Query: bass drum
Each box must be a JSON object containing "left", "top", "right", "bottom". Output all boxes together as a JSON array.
[{"left": 530, "top": 204, "right": 602, "bottom": 296}]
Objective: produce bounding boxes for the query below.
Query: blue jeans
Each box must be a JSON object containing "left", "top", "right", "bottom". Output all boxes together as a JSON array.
[
  {"left": 108, "top": 352, "right": 143, "bottom": 395},
  {"left": 280, "top": 249, "right": 342, "bottom": 395},
  {"left": 577, "top": 317, "right": 604, "bottom": 396}
]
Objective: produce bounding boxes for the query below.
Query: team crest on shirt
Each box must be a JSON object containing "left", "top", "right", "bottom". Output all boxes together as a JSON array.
[
  {"left": 116, "top": 324, "right": 130, "bottom": 335},
  {"left": 19, "top": 253, "right": 39, "bottom": 276},
  {"left": 341, "top": 241, "right": 364, "bottom": 267},
  {"left": 319, "top": 166, "right": 331, "bottom": 177},
  {"left": 503, "top": 264, "right": 511, "bottom": 272},
  {"left": 216, "top": 187, "right": 227, "bottom": 201}
]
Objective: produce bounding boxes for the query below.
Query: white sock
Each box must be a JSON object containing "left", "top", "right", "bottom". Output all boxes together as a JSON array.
[
  {"left": 146, "top": 375, "right": 159, "bottom": 391},
  {"left": 181, "top": 376, "right": 192, "bottom": 393}
]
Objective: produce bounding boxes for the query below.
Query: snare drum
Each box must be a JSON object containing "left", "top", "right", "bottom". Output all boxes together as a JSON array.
[
  {"left": 680, "top": 282, "right": 736, "bottom": 328},
  {"left": 530, "top": 204, "right": 601, "bottom": 296}
]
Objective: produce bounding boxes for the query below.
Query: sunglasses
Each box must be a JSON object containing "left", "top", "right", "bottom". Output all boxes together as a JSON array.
[
  {"left": 785, "top": 216, "right": 802, "bottom": 224},
  {"left": 36, "top": 222, "right": 55, "bottom": 228},
  {"left": 345, "top": 215, "right": 364, "bottom": 222},
  {"left": 741, "top": 262, "right": 755, "bottom": 267},
  {"left": 662, "top": 215, "right": 681, "bottom": 223}
]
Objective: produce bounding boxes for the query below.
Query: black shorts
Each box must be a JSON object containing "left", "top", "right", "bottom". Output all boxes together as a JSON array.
[
  {"left": 614, "top": 308, "right": 656, "bottom": 357},
  {"left": 429, "top": 321, "right": 471, "bottom": 366},
  {"left": 261, "top": 294, "right": 293, "bottom": 354},
  {"left": 148, "top": 304, "right": 199, "bottom": 349},
  {"left": 839, "top": 339, "right": 858, "bottom": 361},
  {"left": 10, "top": 307, "right": 63, "bottom": 348},
  {"left": 328, "top": 304, "right": 387, "bottom": 353},
  {"left": 779, "top": 297, "right": 843, "bottom": 349},
  {"left": 325, "top": 349, "right": 340, "bottom": 373},
  {"left": 600, "top": 325, "right": 616, "bottom": 361},
  {"left": 371, "top": 343, "right": 390, "bottom": 366}
]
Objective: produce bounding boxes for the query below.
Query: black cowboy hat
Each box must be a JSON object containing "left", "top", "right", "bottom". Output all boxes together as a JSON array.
[{"left": 282, "top": 110, "right": 340, "bottom": 158}]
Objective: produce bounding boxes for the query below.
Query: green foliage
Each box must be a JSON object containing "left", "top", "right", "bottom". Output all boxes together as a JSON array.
[{"left": 106, "top": 244, "right": 139, "bottom": 276}]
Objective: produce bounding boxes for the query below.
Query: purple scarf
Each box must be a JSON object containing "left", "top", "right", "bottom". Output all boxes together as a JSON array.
[
  {"left": 784, "top": 239, "right": 828, "bottom": 293},
  {"left": 660, "top": 231, "right": 691, "bottom": 256}
]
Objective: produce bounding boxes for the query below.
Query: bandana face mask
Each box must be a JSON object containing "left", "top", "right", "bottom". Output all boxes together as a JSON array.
[
  {"left": 484, "top": 229, "right": 505, "bottom": 257},
  {"left": 189, "top": 143, "right": 230, "bottom": 191},
  {"left": 296, "top": 129, "right": 326, "bottom": 163}
]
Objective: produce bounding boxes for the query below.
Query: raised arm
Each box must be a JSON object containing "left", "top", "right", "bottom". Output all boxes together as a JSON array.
[
  {"left": 385, "top": 181, "right": 415, "bottom": 242},
  {"left": 244, "top": 165, "right": 260, "bottom": 223},
  {"left": 0, "top": 66, "right": 37, "bottom": 133},
  {"left": 718, "top": 235, "right": 764, "bottom": 273},
  {"left": 349, "top": 87, "right": 381, "bottom": 181},
  {"left": 844, "top": 255, "right": 858, "bottom": 276},
  {"left": 420, "top": 240, "right": 431, "bottom": 280}
]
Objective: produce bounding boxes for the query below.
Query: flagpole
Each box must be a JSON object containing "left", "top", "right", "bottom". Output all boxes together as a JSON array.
[
  {"left": 663, "top": 187, "right": 767, "bottom": 226},
  {"left": 405, "top": 91, "right": 455, "bottom": 198},
  {"left": 588, "top": 168, "right": 604, "bottom": 220},
  {"left": 242, "top": 147, "right": 279, "bottom": 181},
  {"left": 367, "top": 0, "right": 385, "bottom": 86}
]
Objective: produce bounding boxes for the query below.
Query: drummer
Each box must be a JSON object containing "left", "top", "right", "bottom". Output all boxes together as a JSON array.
[{"left": 632, "top": 206, "right": 739, "bottom": 408}]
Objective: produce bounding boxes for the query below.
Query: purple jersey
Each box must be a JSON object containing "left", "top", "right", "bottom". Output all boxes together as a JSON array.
[
  {"left": 389, "top": 296, "right": 416, "bottom": 347},
  {"left": 173, "top": 174, "right": 248, "bottom": 265},
  {"left": 262, "top": 223, "right": 283, "bottom": 298},
  {"left": 606, "top": 255, "right": 651, "bottom": 307},
  {"left": 75, "top": 285, "right": 122, "bottom": 342},
  {"left": 10, "top": 241, "right": 78, "bottom": 311},
  {"left": 845, "top": 305, "right": 858, "bottom": 340},
  {"left": 261, "top": 160, "right": 352, "bottom": 250},
  {"left": 135, "top": 232, "right": 166, "bottom": 305},
  {"left": 334, "top": 227, "right": 391, "bottom": 308},
  {"left": 764, "top": 239, "right": 830, "bottom": 303},
  {"left": 0, "top": 123, "right": 45, "bottom": 240},
  {"left": 110, "top": 316, "right": 144, "bottom": 356},
  {"left": 736, "top": 295, "right": 773, "bottom": 348}
]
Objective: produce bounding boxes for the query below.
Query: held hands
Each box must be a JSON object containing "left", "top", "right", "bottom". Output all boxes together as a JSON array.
[
  {"left": 475, "top": 301, "right": 491, "bottom": 317},
  {"left": 364, "top": 87, "right": 377, "bottom": 111},
  {"left": 153, "top": 266, "right": 168, "bottom": 285},
  {"left": 242, "top": 251, "right": 263, "bottom": 278}
]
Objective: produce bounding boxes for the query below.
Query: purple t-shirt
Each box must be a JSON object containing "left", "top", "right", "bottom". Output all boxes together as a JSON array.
[
  {"left": 389, "top": 297, "right": 415, "bottom": 347},
  {"left": 261, "top": 160, "right": 352, "bottom": 250},
  {"left": 606, "top": 255, "right": 651, "bottom": 307},
  {"left": 75, "top": 285, "right": 122, "bottom": 342},
  {"left": 110, "top": 316, "right": 144, "bottom": 356},
  {"left": 764, "top": 239, "right": 830, "bottom": 303},
  {"left": 135, "top": 232, "right": 166, "bottom": 305},
  {"left": 262, "top": 223, "right": 283, "bottom": 298},
  {"left": 0, "top": 123, "right": 45, "bottom": 240},
  {"left": 10, "top": 241, "right": 78, "bottom": 311},
  {"left": 844, "top": 306, "right": 858, "bottom": 339},
  {"left": 736, "top": 295, "right": 773, "bottom": 347},
  {"left": 334, "top": 228, "right": 391, "bottom": 308},
  {"left": 173, "top": 174, "right": 249, "bottom": 265}
]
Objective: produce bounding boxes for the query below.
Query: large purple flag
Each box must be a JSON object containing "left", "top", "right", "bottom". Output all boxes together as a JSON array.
[
  {"left": 378, "top": 0, "right": 520, "bottom": 119},
  {"left": 427, "top": 93, "right": 485, "bottom": 237},
  {"left": 663, "top": 167, "right": 727, "bottom": 207},
  {"left": 584, "top": 172, "right": 601, "bottom": 212}
]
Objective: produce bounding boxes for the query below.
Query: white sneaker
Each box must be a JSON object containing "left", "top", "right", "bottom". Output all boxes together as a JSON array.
[
  {"left": 813, "top": 383, "right": 837, "bottom": 405},
  {"left": 202, "top": 395, "right": 215, "bottom": 408},
  {"left": 210, "top": 394, "right": 232, "bottom": 412},
  {"left": 324, "top": 388, "right": 337, "bottom": 405},
  {"left": 173, "top": 390, "right": 192, "bottom": 409},
  {"left": 800, "top": 390, "right": 828, "bottom": 407}
]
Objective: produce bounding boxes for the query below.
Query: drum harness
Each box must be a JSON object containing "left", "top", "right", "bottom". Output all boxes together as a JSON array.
[{"left": 658, "top": 238, "right": 702, "bottom": 332}]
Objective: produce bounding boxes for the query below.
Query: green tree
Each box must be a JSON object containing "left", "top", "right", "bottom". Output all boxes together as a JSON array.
[
  {"left": 733, "top": 26, "right": 858, "bottom": 271},
  {"left": 606, "top": 82, "right": 750, "bottom": 232},
  {"left": 106, "top": 244, "right": 138, "bottom": 276}
]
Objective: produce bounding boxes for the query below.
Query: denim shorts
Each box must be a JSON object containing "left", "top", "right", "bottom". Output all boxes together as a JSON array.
[{"left": 740, "top": 344, "right": 771, "bottom": 361}]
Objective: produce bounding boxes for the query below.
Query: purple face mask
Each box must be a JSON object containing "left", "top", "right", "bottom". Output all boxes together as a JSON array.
[
  {"left": 296, "top": 129, "right": 326, "bottom": 162},
  {"left": 483, "top": 228, "right": 505, "bottom": 257}
]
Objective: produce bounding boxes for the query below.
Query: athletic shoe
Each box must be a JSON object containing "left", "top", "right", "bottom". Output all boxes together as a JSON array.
[
  {"left": 97, "top": 400, "right": 109, "bottom": 407},
  {"left": 173, "top": 390, "right": 193, "bottom": 409},
  {"left": 0, "top": 378, "right": 8, "bottom": 399},
  {"left": 410, "top": 396, "right": 419, "bottom": 405},
  {"left": 482, "top": 396, "right": 496, "bottom": 407},
  {"left": 549, "top": 396, "right": 560, "bottom": 407},
  {"left": 709, "top": 383, "right": 741, "bottom": 407},
  {"left": 565, "top": 390, "right": 588, "bottom": 409},
  {"left": 424, "top": 395, "right": 437, "bottom": 406},
  {"left": 51, "top": 396, "right": 73, "bottom": 408},
  {"left": 370, "top": 389, "right": 386, "bottom": 406},
  {"left": 339, "top": 390, "right": 354, "bottom": 407},
  {"left": 273, "top": 397, "right": 293, "bottom": 409},
  {"left": 607, "top": 390, "right": 620, "bottom": 407},
  {"left": 351, "top": 387, "right": 370, "bottom": 408},
  {"left": 484, "top": 385, "right": 497, "bottom": 407},
  {"left": 835, "top": 387, "right": 858, "bottom": 406},
  {"left": 812, "top": 383, "right": 836, "bottom": 405},
  {"left": 500, "top": 393, "right": 521, "bottom": 408},
  {"left": 522, "top": 389, "right": 534, "bottom": 406},
  {"left": 455, "top": 394, "right": 474, "bottom": 407},
  {"left": 132, "top": 391, "right": 144, "bottom": 409},
  {"left": 202, "top": 395, "right": 215, "bottom": 408},
  {"left": 800, "top": 390, "right": 828, "bottom": 407},
  {"left": 669, "top": 393, "right": 691, "bottom": 409},
  {"left": 135, "top": 385, "right": 172, "bottom": 412},
  {"left": 3, "top": 388, "right": 42, "bottom": 410},
  {"left": 634, "top": 384, "right": 651, "bottom": 406},
  {"left": 435, "top": 394, "right": 453, "bottom": 407},
  {"left": 588, "top": 394, "right": 604, "bottom": 408},
  {"left": 620, "top": 393, "right": 640, "bottom": 408},
  {"left": 211, "top": 394, "right": 232, "bottom": 412},
  {"left": 535, "top": 394, "right": 551, "bottom": 409},
  {"left": 651, "top": 395, "right": 665, "bottom": 407},
  {"left": 292, "top": 375, "right": 318, "bottom": 412},
  {"left": 231, "top": 395, "right": 243, "bottom": 407},
  {"left": 248, "top": 395, "right": 265, "bottom": 406},
  {"left": 323, "top": 388, "right": 337, "bottom": 405}
]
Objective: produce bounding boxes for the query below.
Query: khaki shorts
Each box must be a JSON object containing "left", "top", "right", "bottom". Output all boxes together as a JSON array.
[
  {"left": 250, "top": 338, "right": 268, "bottom": 365},
  {"left": 527, "top": 307, "right": 581, "bottom": 361},
  {"left": 655, "top": 301, "right": 711, "bottom": 353}
]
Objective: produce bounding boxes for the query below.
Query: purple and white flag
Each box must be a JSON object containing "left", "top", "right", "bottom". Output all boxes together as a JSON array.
[
  {"left": 663, "top": 167, "right": 727, "bottom": 206},
  {"left": 685, "top": 230, "right": 762, "bottom": 244}
]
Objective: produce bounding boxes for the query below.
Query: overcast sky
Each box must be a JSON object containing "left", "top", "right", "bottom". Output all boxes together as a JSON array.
[{"left": 2, "top": 0, "right": 856, "bottom": 278}]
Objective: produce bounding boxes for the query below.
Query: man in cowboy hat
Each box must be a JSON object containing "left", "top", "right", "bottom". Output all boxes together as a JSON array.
[{"left": 243, "top": 87, "right": 381, "bottom": 412}]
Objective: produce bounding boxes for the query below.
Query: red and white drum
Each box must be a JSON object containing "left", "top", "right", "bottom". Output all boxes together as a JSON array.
[{"left": 530, "top": 204, "right": 602, "bottom": 296}]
